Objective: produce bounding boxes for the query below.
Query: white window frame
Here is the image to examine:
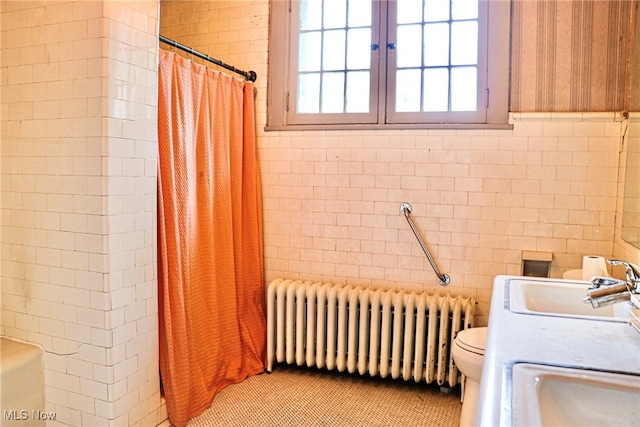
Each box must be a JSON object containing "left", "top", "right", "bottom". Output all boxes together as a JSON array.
[{"left": 267, "top": 0, "right": 511, "bottom": 130}]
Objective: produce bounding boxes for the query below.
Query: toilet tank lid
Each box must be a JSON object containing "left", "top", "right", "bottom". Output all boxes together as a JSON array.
[{"left": 456, "top": 327, "right": 488, "bottom": 354}]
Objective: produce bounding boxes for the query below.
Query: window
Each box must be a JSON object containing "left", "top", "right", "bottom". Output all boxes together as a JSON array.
[{"left": 267, "top": 0, "right": 511, "bottom": 129}]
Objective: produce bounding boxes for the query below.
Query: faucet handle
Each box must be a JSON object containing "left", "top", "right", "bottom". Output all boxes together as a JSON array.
[
  {"left": 589, "top": 276, "right": 627, "bottom": 288},
  {"left": 607, "top": 260, "right": 640, "bottom": 283}
]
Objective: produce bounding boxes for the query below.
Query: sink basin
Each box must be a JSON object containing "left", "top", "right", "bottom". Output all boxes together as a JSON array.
[
  {"left": 512, "top": 363, "right": 640, "bottom": 427},
  {"left": 509, "top": 279, "right": 631, "bottom": 322}
]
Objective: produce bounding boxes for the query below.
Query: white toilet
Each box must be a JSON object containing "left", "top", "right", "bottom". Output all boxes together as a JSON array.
[{"left": 451, "top": 326, "right": 488, "bottom": 427}]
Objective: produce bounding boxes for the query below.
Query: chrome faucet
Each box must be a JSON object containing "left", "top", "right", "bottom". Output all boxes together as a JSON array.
[{"left": 583, "top": 260, "right": 640, "bottom": 308}]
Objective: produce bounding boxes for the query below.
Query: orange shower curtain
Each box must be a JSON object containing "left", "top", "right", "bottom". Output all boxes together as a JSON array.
[{"left": 157, "top": 50, "right": 266, "bottom": 427}]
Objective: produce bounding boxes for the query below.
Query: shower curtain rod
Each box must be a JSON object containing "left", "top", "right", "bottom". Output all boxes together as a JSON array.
[{"left": 159, "top": 35, "right": 257, "bottom": 82}]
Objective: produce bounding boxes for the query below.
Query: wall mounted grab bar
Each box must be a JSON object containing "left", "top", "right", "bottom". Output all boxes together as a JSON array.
[{"left": 400, "top": 203, "right": 450, "bottom": 286}]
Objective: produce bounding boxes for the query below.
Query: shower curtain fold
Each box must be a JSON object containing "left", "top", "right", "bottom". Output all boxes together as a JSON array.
[{"left": 157, "top": 50, "right": 266, "bottom": 427}]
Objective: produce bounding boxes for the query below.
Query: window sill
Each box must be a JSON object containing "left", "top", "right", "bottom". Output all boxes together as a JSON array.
[{"left": 264, "top": 122, "right": 514, "bottom": 132}]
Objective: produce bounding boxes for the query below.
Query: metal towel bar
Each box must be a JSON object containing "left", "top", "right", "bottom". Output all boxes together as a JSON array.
[{"left": 400, "top": 203, "right": 450, "bottom": 286}]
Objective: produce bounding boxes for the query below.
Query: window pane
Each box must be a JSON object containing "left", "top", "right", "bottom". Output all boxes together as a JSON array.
[
  {"left": 299, "top": 32, "right": 321, "bottom": 71},
  {"left": 323, "top": 30, "right": 346, "bottom": 71},
  {"left": 451, "top": 21, "right": 478, "bottom": 65},
  {"left": 300, "top": 0, "right": 322, "bottom": 30},
  {"left": 324, "top": 0, "right": 347, "bottom": 29},
  {"left": 298, "top": 73, "right": 320, "bottom": 113},
  {"left": 425, "top": 0, "right": 450, "bottom": 22},
  {"left": 348, "top": 0, "right": 372, "bottom": 28},
  {"left": 346, "top": 71, "right": 370, "bottom": 112},
  {"left": 347, "top": 28, "right": 371, "bottom": 70},
  {"left": 396, "top": 69, "right": 421, "bottom": 112},
  {"left": 397, "top": 25, "right": 422, "bottom": 68},
  {"left": 397, "top": 0, "right": 422, "bottom": 24},
  {"left": 321, "top": 72, "right": 346, "bottom": 113},
  {"left": 424, "top": 23, "right": 449, "bottom": 67},
  {"left": 423, "top": 68, "right": 449, "bottom": 111},
  {"left": 451, "top": 66, "right": 476, "bottom": 111},
  {"left": 452, "top": 0, "right": 478, "bottom": 20}
]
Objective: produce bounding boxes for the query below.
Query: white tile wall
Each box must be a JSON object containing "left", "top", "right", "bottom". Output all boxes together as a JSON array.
[{"left": 1, "top": 1, "right": 165, "bottom": 426}]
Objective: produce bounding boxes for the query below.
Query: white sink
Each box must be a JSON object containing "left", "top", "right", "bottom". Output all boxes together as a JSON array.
[
  {"left": 512, "top": 363, "right": 640, "bottom": 427},
  {"left": 509, "top": 279, "right": 631, "bottom": 322}
]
